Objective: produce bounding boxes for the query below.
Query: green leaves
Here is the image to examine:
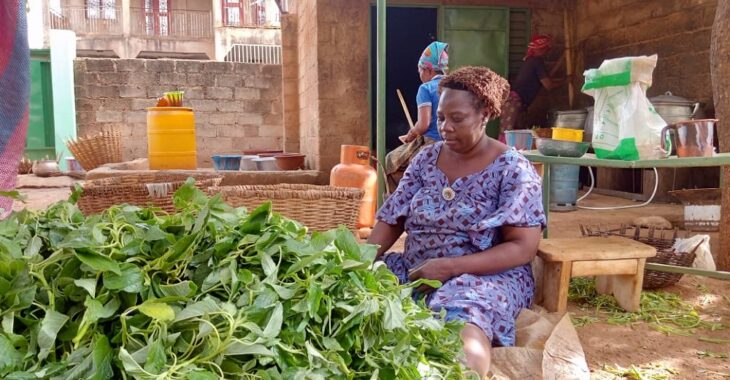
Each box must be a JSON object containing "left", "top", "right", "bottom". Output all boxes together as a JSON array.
[{"left": 0, "top": 182, "right": 471, "bottom": 379}]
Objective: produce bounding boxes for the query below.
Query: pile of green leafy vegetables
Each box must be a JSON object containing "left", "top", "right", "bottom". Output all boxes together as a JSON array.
[{"left": 0, "top": 183, "right": 472, "bottom": 379}]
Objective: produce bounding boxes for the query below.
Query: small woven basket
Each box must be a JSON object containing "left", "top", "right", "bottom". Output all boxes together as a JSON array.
[
  {"left": 77, "top": 173, "right": 222, "bottom": 215},
  {"left": 209, "top": 184, "right": 364, "bottom": 231},
  {"left": 66, "top": 128, "right": 123, "bottom": 171},
  {"left": 580, "top": 224, "right": 698, "bottom": 289}
]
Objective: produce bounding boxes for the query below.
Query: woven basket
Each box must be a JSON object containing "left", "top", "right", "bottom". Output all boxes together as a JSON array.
[
  {"left": 77, "top": 173, "right": 222, "bottom": 215},
  {"left": 66, "top": 128, "right": 123, "bottom": 171},
  {"left": 209, "top": 184, "right": 364, "bottom": 231},
  {"left": 580, "top": 224, "right": 698, "bottom": 289}
]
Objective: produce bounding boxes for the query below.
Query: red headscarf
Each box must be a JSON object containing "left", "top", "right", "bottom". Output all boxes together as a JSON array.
[{"left": 524, "top": 34, "right": 552, "bottom": 60}]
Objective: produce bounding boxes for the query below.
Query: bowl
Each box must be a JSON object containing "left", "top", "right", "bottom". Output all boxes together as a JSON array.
[
  {"left": 274, "top": 153, "right": 306, "bottom": 170},
  {"left": 536, "top": 138, "right": 590, "bottom": 157},
  {"left": 504, "top": 130, "right": 534, "bottom": 150},
  {"left": 240, "top": 155, "right": 258, "bottom": 171},
  {"left": 212, "top": 154, "right": 242, "bottom": 171},
  {"left": 252, "top": 157, "right": 279, "bottom": 171},
  {"left": 243, "top": 150, "right": 283, "bottom": 157}
]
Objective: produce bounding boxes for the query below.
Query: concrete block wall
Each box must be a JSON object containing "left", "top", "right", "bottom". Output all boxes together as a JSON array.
[
  {"left": 574, "top": 0, "right": 717, "bottom": 109},
  {"left": 74, "top": 58, "right": 283, "bottom": 167}
]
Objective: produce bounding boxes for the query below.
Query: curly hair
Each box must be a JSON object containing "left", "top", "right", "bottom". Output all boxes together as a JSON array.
[{"left": 438, "top": 66, "right": 510, "bottom": 118}]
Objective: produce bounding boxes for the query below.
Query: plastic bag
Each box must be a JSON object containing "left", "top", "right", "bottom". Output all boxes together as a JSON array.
[
  {"left": 582, "top": 55, "right": 666, "bottom": 160},
  {"left": 673, "top": 235, "right": 716, "bottom": 271}
]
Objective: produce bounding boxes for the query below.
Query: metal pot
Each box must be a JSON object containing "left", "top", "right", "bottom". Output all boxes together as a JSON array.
[
  {"left": 548, "top": 110, "right": 588, "bottom": 130},
  {"left": 32, "top": 160, "right": 60, "bottom": 177},
  {"left": 650, "top": 91, "right": 702, "bottom": 125}
]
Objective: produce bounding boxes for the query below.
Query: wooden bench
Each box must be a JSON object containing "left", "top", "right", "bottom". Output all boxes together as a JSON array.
[{"left": 537, "top": 236, "right": 657, "bottom": 313}]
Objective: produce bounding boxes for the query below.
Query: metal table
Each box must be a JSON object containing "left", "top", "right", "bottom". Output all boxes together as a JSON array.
[{"left": 523, "top": 151, "right": 730, "bottom": 280}]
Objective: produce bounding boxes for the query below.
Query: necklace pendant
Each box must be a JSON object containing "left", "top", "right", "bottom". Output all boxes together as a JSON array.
[{"left": 442, "top": 187, "right": 455, "bottom": 201}]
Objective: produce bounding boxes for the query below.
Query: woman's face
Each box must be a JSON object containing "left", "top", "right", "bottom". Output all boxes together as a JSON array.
[
  {"left": 437, "top": 88, "right": 488, "bottom": 153},
  {"left": 418, "top": 66, "right": 434, "bottom": 83}
]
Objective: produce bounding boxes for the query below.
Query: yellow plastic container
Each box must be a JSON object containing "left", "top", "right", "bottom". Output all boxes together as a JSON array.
[
  {"left": 146, "top": 107, "right": 197, "bottom": 169},
  {"left": 552, "top": 127, "right": 584, "bottom": 142}
]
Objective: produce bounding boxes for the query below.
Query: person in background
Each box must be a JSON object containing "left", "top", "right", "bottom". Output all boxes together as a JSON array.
[
  {"left": 369, "top": 66, "right": 545, "bottom": 377},
  {"left": 499, "top": 34, "right": 567, "bottom": 141},
  {"left": 0, "top": 0, "right": 30, "bottom": 218},
  {"left": 385, "top": 41, "right": 448, "bottom": 193}
]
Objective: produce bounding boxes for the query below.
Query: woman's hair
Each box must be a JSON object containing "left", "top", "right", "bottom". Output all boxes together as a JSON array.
[{"left": 438, "top": 66, "right": 510, "bottom": 118}]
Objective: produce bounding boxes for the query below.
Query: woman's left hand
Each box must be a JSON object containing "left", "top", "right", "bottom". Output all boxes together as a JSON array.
[{"left": 408, "top": 258, "right": 455, "bottom": 293}]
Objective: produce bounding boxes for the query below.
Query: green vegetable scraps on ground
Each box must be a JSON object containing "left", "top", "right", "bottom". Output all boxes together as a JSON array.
[
  {"left": 0, "top": 181, "right": 475, "bottom": 379},
  {"left": 568, "top": 278, "right": 724, "bottom": 335},
  {"left": 697, "top": 350, "right": 729, "bottom": 359},
  {"left": 600, "top": 363, "right": 678, "bottom": 380}
]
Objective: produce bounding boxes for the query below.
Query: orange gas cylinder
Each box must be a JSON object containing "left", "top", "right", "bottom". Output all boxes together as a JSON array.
[{"left": 330, "top": 145, "right": 378, "bottom": 229}]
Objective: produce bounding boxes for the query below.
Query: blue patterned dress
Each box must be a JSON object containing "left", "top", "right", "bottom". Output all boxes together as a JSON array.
[{"left": 377, "top": 142, "right": 546, "bottom": 346}]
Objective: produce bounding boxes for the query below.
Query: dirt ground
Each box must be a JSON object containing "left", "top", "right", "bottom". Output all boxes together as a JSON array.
[{"left": 10, "top": 179, "right": 730, "bottom": 379}]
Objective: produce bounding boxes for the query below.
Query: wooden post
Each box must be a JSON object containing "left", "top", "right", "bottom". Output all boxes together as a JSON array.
[
  {"left": 563, "top": 7, "right": 574, "bottom": 108},
  {"left": 711, "top": 1, "right": 730, "bottom": 270}
]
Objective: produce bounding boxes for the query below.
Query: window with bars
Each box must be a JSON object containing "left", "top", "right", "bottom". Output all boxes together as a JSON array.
[
  {"left": 87, "top": 0, "right": 117, "bottom": 19},
  {"left": 222, "top": 0, "right": 268, "bottom": 27},
  {"left": 222, "top": 0, "right": 243, "bottom": 26},
  {"left": 144, "top": 0, "right": 171, "bottom": 36}
]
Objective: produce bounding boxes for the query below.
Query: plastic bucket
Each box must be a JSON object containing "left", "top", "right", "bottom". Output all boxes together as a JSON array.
[
  {"left": 549, "top": 164, "right": 580, "bottom": 211},
  {"left": 505, "top": 130, "right": 534, "bottom": 150},
  {"left": 147, "top": 107, "right": 197, "bottom": 170}
]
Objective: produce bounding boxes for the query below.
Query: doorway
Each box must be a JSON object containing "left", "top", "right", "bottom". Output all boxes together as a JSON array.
[{"left": 370, "top": 6, "right": 438, "bottom": 153}]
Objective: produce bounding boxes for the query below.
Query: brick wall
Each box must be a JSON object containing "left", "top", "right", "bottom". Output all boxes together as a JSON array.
[
  {"left": 74, "top": 58, "right": 283, "bottom": 167},
  {"left": 574, "top": 0, "right": 717, "bottom": 109}
]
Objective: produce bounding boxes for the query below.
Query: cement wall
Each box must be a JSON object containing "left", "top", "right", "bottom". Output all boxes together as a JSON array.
[
  {"left": 574, "top": 0, "right": 717, "bottom": 109},
  {"left": 74, "top": 58, "right": 283, "bottom": 167}
]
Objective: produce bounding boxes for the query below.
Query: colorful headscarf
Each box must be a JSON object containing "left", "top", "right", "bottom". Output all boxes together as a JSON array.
[
  {"left": 418, "top": 41, "right": 449, "bottom": 72},
  {"left": 524, "top": 34, "right": 552, "bottom": 60},
  {"left": 0, "top": 0, "right": 30, "bottom": 217}
]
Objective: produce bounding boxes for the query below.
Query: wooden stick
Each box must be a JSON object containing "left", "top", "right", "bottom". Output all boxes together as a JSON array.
[
  {"left": 396, "top": 89, "right": 415, "bottom": 130},
  {"left": 563, "top": 7, "right": 575, "bottom": 108}
]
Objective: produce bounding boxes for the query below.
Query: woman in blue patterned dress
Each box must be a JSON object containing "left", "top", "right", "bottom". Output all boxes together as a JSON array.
[{"left": 368, "top": 66, "right": 546, "bottom": 377}]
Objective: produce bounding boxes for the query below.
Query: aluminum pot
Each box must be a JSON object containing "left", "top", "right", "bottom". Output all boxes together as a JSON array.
[
  {"left": 650, "top": 91, "right": 702, "bottom": 125},
  {"left": 32, "top": 160, "right": 61, "bottom": 177},
  {"left": 548, "top": 110, "right": 588, "bottom": 130}
]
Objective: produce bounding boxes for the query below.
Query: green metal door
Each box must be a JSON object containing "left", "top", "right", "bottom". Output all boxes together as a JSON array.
[
  {"left": 441, "top": 7, "right": 509, "bottom": 137},
  {"left": 28, "top": 49, "right": 56, "bottom": 160}
]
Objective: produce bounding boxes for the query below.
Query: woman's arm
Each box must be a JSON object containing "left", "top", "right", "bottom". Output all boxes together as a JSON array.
[
  {"left": 408, "top": 225, "right": 541, "bottom": 283},
  {"left": 367, "top": 219, "right": 405, "bottom": 259},
  {"left": 402, "top": 106, "right": 432, "bottom": 143}
]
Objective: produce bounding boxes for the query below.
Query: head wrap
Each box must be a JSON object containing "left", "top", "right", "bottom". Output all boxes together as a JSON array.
[
  {"left": 524, "top": 34, "right": 552, "bottom": 60},
  {"left": 418, "top": 41, "right": 449, "bottom": 72}
]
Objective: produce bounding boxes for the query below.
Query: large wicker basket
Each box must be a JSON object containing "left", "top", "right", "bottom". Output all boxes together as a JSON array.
[
  {"left": 66, "top": 128, "right": 123, "bottom": 171},
  {"left": 77, "top": 173, "right": 222, "bottom": 215},
  {"left": 209, "top": 184, "right": 364, "bottom": 231},
  {"left": 580, "top": 225, "right": 698, "bottom": 289}
]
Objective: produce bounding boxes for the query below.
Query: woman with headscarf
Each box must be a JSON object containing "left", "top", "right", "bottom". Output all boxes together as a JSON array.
[
  {"left": 499, "top": 34, "right": 566, "bottom": 140},
  {"left": 0, "top": 0, "right": 30, "bottom": 217},
  {"left": 369, "top": 66, "right": 545, "bottom": 377},
  {"left": 385, "top": 41, "right": 448, "bottom": 193}
]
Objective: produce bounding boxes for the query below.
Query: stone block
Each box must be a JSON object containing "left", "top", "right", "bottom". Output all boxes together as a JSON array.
[
  {"left": 197, "top": 124, "right": 218, "bottom": 137},
  {"left": 205, "top": 87, "right": 234, "bottom": 99},
  {"left": 216, "top": 101, "right": 244, "bottom": 112},
  {"left": 186, "top": 73, "right": 216, "bottom": 87},
  {"left": 261, "top": 64, "right": 282, "bottom": 77},
  {"left": 185, "top": 87, "right": 205, "bottom": 99},
  {"left": 131, "top": 98, "right": 153, "bottom": 111},
  {"left": 85, "top": 59, "right": 116, "bottom": 72},
  {"left": 128, "top": 72, "right": 160, "bottom": 85},
  {"left": 243, "top": 100, "right": 268, "bottom": 112},
  {"left": 235, "top": 113, "right": 264, "bottom": 125},
  {"left": 100, "top": 98, "right": 132, "bottom": 111},
  {"left": 209, "top": 112, "right": 237, "bottom": 125},
  {"left": 119, "top": 86, "right": 147, "bottom": 98},
  {"left": 245, "top": 77, "right": 272, "bottom": 89},
  {"left": 234, "top": 63, "right": 259, "bottom": 76},
  {"left": 116, "top": 59, "right": 146, "bottom": 72},
  {"left": 125, "top": 111, "right": 147, "bottom": 124},
  {"left": 74, "top": 85, "right": 87, "bottom": 99},
  {"left": 263, "top": 114, "right": 282, "bottom": 125},
  {"left": 147, "top": 86, "right": 179, "bottom": 99},
  {"left": 160, "top": 72, "right": 188, "bottom": 86},
  {"left": 258, "top": 125, "right": 283, "bottom": 137},
  {"left": 75, "top": 99, "right": 96, "bottom": 111},
  {"left": 203, "top": 61, "right": 232, "bottom": 73},
  {"left": 176, "top": 60, "right": 203, "bottom": 73},
  {"left": 188, "top": 99, "right": 218, "bottom": 112},
  {"left": 145, "top": 59, "right": 175, "bottom": 73},
  {"left": 215, "top": 74, "right": 244, "bottom": 87},
  {"left": 98, "top": 72, "right": 131, "bottom": 85},
  {"left": 235, "top": 88, "right": 261, "bottom": 100},
  {"left": 76, "top": 111, "right": 96, "bottom": 125},
  {"left": 88, "top": 85, "right": 119, "bottom": 99},
  {"left": 96, "top": 110, "right": 124, "bottom": 123}
]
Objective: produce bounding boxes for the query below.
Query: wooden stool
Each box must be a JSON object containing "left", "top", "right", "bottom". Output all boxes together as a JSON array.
[{"left": 538, "top": 236, "right": 657, "bottom": 313}]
